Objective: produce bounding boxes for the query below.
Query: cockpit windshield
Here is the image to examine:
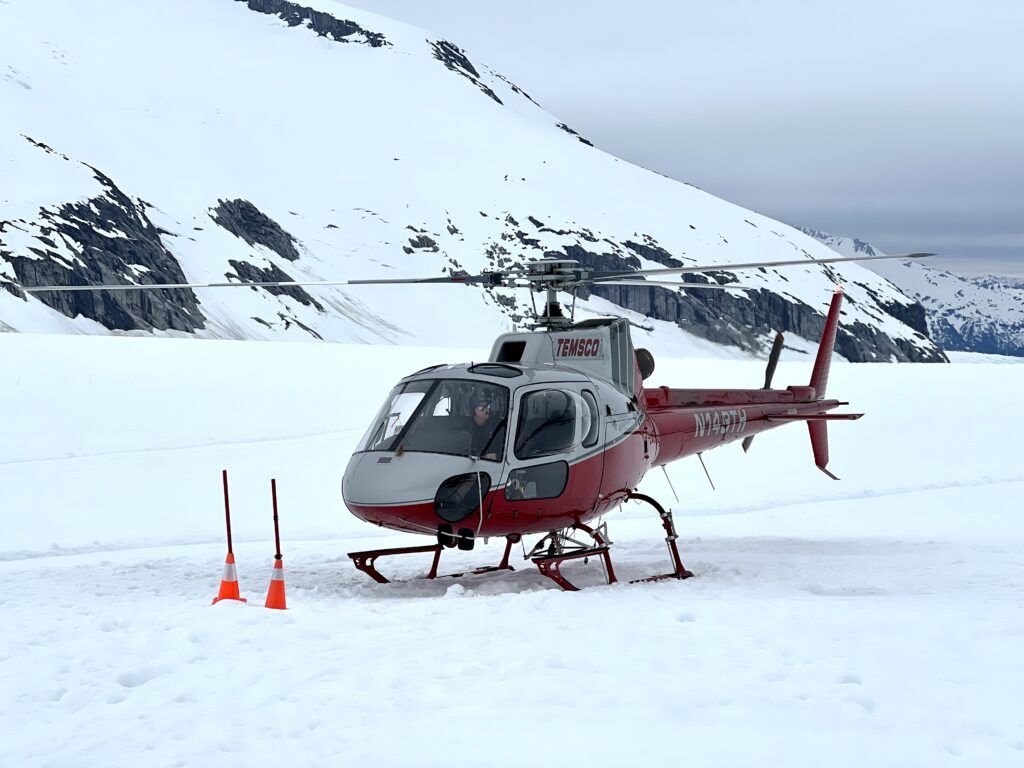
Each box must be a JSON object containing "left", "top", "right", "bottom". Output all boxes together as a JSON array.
[{"left": 356, "top": 379, "right": 510, "bottom": 462}]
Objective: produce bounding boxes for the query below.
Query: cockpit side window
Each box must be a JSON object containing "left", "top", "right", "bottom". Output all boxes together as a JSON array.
[
  {"left": 357, "top": 380, "right": 435, "bottom": 452},
  {"left": 514, "top": 389, "right": 578, "bottom": 460}
]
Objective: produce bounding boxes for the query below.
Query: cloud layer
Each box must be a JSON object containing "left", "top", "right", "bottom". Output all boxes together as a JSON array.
[{"left": 350, "top": 0, "right": 1024, "bottom": 274}]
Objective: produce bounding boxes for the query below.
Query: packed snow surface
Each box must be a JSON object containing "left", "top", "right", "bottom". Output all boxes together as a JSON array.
[{"left": 1, "top": 334, "right": 1022, "bottom": 766}]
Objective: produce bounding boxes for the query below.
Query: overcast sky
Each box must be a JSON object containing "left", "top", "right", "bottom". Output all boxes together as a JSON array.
[{"left": 349, "top": 0, "right": 1023, "bottom": 275}]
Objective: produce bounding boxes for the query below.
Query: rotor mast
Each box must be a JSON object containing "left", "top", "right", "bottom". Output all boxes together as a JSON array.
[{"left": 526, "top": 257, "right": 582, "bottom": 331}]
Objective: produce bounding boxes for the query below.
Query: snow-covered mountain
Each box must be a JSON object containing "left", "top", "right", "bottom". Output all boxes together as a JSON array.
[
  {"left": 1, "top": 0, "right": 944, "bottom": 362},
  {"left": 801, "top": 228, "right": 1024, "bottom": 357}
]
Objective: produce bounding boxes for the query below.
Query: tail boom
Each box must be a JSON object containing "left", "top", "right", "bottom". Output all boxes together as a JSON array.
[{"left": 643, "top": 286, "right": 859, "bottom": 476}]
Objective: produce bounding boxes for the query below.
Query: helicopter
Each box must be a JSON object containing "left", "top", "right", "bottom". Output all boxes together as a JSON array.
[{"left": 19, "top": 250, "right": 931, "bottom": 590}]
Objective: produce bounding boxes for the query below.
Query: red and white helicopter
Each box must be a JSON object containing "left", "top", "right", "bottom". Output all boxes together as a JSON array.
[{"left": 22, "top": 251, "right": 929, "bottom": 590}]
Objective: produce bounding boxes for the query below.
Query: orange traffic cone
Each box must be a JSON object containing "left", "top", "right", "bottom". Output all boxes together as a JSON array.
[
  {"left": 265, "top": 556, "right": 287, "bottom": 610},
  {"left": 212, "top": 552, "right": 247, "bottom": 604}
]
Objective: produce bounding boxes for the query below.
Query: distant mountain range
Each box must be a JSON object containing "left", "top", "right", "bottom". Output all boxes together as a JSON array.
[
  {"left": 801, "top": 228, "right": 1024, "bottom": 357},
  {"left": 1, "top": 0, "right": 946, "bottom": 363}
]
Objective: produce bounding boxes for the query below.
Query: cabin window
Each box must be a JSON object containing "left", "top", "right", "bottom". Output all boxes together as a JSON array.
[
  {"left": 505, "top": 461, "right": 568, "bottom": 501},
  {"left": 581, "top": 390, "right": 599, "bottom": 447},
  {"left": 514, "top": 389, "right": 577, "bottom": 459}
]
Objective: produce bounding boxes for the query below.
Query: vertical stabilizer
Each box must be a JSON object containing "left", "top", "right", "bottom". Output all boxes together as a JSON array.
[{"left": 809, "top": 286, "right": 844, "bottom": 399}]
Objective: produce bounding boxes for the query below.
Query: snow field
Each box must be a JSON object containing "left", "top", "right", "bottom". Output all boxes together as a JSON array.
[{"left": 1, "top": 334, "right": 1023, "bottom": 766}]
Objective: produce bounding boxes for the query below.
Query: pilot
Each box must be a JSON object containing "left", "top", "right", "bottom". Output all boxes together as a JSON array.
[{"left": 469, "top": 394, "right": 505, "bottom": 461}]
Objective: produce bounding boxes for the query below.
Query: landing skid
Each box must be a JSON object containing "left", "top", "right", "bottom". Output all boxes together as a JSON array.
[
  {"left": 348, "top": 496, "right": 692, "bottom": 591},
  {"left": 527, "top": 494, "right": 693, "bottom": 591},
  {"left": 348, "top": 536, "right": 516, "bottom": 584}
]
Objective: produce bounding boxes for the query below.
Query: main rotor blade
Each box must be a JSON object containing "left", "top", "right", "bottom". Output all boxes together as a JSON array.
[
  {"left": 593, "top": 280, "right": 758, "bottom": 290},
  {"left": 17, "top": 274, "right": 505, "bottom": 294},
  {"left": 590, "top": 252, "right": 933, "bottom": 282}
]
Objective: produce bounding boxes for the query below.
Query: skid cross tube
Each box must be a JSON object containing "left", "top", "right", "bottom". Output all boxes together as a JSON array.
[
  {"left": 530, "top": 522, "right": 618, "bottom": 591},
  {"left": 348, "top": 536, "right": 517, "bottom": 584}
]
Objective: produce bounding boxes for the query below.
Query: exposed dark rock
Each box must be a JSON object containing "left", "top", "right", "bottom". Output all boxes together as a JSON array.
[
  {"left": 798, "top": 226, "right": 877, "bottom": 256},
  {"left": 515, "top": 231, "right": 540, "bottom": 248},
  {"left": 430, "top": 40, "right": 502, "bottom": 104},
  {"left": 562, "top": 244, "right": 641, "bottom": 273},
  {"left": 486, "top": 69, "right": 540, "bottom": 106},
  {"left": 211, "top": 199, "right": 301, "bottom": 262},
  {"left": 1, "top": 164, "right": 205, "bottom": 333},
  {"left": 929, "top": 317, "right": 1024, "bottom": 357},
  {"left": 556, "top": 123, "right": 594, "bottom": 146},
  {"left": 278, "top": 312, "right": 323, "bottom": 339},
  {"left": 227, "top": 259, "right": 324, "bottom": 311},
  {"left": 407, "top": 235, "right": 439, "bottom": 252},
  {"left": 851, "top": 279, "right": 931, "bottom": 337},
  {"left": 238, "top": 0, "right": 388, "bottom": 46},
  {"left": 559, "top": 243, "right": 944, "bottom": 362},
  {"left": 623, "top": 240, "right": 685, "bottom": 269}
]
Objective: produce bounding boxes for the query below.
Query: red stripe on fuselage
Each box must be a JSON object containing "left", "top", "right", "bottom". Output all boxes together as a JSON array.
[{"left": 345, "top": 428, "right": 651, "bottom": 538}]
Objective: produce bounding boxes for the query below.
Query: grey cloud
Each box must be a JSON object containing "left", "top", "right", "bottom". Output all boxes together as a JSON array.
[{"left": 350, "top": 0, "right": 1023, "bottom": 275}]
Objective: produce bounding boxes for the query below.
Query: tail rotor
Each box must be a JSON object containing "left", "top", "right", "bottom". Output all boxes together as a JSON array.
[{"left": 742, "top": 331, "right": 785, "bottom": 453}]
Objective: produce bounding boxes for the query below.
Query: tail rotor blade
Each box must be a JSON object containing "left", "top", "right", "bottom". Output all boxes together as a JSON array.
[
  {"left": 744, "top": 331, "right": 785, "bottom": 454},
  {"left": 763, "top": 331, "right": 785, "bottom": 389}
]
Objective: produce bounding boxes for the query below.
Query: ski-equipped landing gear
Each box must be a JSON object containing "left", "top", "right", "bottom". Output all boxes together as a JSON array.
[
  {"left": 527, "top": 494, "right": 692, "bottom": 591},
  {"left": 347, "top": 534, "right": 517, "bottom": 584}
]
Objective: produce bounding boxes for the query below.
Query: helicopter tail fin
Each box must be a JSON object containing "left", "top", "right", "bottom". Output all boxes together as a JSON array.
[
  {"left": 809, "top": 286, "right": 844, "bottom": 399},
  {"left": 809, "top": 420, "right": 840, "bottom": 480}
]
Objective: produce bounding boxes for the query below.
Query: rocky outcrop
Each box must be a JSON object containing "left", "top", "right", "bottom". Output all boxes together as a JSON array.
[
  {"left": 561, "top": 242, "right": 945, "bottom": 362},
  {"left": 211, "top": 199, "right": 301, "bottom": 262},
  {"left": 1, "top": 145, "right": 204, "bottom": 333},
  {"left": 556, "top": 123, "right": 594, "bottom": 147},
  {"left": 430, "top": 41, "right": 502, "bottom": 104},
  {"left": 238, "top": 0, "right": 388, "bottom": 46},
  {"left": 226, "top": 259, "right": 324, "bottom": 311}
]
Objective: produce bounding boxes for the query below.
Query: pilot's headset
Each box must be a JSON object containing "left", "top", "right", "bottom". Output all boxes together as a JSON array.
[{"left": 469, "top": 391, "right": 493, "bottom": 415}]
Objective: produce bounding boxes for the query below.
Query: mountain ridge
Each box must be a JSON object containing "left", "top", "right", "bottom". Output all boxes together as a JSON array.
[
  {"left": 1, "top": 0, "right": 944, "bottom": 362},
  {"left": 800, "top": 227, "right": 1024, "bottom": 358}
]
